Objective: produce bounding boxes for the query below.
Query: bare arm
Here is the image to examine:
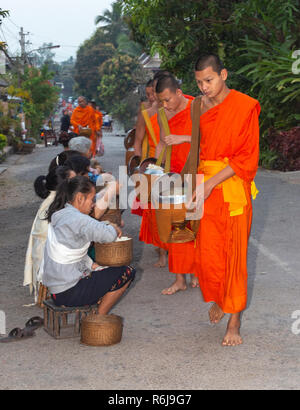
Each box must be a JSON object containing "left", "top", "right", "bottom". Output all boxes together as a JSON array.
[
  {"left": 94, "top": 182, "right": 120, "bottom": 219},
  {"left": 164, "top": 134, "right": 192, "bottom": 146},
  {"left": 133, "top": 105, "right": 146, "bottom": 156},
  {"left": 198, "top": 165, "right": 236, "bottom": 201}
]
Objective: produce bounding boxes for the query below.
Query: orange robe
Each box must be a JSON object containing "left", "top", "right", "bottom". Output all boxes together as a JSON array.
[
  {"left": 71, "top": 106, "right": 97, "bottom": 156},
  {"left": 195, "top": 89, "right": 260, "bottom": 314},
  {"left": 164, "top": 98, "right": 197, "bottom": 274},
  {"left": 95, "top": 110, "right": 103, "bottom": 130},
  {"left": 138, "top": 113, "right": 168, "bottom": 247},
  {"left": 132, "top": 112, "right": 160, "bottom": 217}
]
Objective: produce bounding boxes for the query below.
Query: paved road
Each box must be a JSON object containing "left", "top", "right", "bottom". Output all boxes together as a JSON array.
[{"left": 0, "top": 132, "right": 299, "bottom": 390}]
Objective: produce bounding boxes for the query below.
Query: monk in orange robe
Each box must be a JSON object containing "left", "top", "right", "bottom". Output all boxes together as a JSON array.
[
  {"left": 136, "top": 73, "right": 172, "bottom": 267},
  {"left": 192, "top": 54, "right": 260, "bottom": 346},
  {"left": 137, "top": 80, "right": 168, "bottom": 267},
  {"left": 131, "top": 79, "right": 156, "bottom": 217},
  {"left": 71, "top": 96, "right": 97, "bottom": 157},
  {"left": 153, "top": 75, "right": 199, "bottom": 294},
  {"left": 89, "top": 101, "right": 103, "bottom": 154},
  {"left": 133, "top": 79, "right": 156, "bottom": 158}
]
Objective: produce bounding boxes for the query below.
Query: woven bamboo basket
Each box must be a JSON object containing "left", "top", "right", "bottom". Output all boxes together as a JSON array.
[
  {"left": 94, "top": 238, "right": 133, "bottom": 267},
  {"left": 81, "top": 314, "right": 123, "bottom": 346}
]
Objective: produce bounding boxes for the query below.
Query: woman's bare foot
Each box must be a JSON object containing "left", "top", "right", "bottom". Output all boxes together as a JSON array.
[
  {"left": 161, "top": 275, "right": 187, "bottom": 295},
  {"left": 222, "top": 313, "right": 243, "bottom": 346},
  {"left": 154, "top": 248, "right": 167, "bottom": 268},
  {"left": 209, "top": 303, "right": 225, "bottom": 324}
]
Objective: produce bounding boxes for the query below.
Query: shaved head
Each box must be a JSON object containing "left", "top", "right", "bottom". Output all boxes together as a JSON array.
[
  {"left": 78, "top": 96, "right": 88, "bottom": 108},
  {"left": 153, "top": 70, "right": 172, "bottom": 80},
  {"left": 195, "top": 54, "right": 224, "bottom": 75},
  {"left": 155, "top": 74, "right": 180, "bottom": 94}
]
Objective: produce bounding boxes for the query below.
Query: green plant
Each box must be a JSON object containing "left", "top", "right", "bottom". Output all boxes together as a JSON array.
[
  {"left": 237, "top": 39, "right": 300, "bottom": 132},
  {"left": 0, "top": 115, "right": 14, "bottom": 144},
  {"left": 0, "top": 133, "right": 7, "bottom": 151}
]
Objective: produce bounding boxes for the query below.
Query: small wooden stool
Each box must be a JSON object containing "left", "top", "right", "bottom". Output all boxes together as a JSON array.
[{"left": 43, "top": 299, "right": 98, "bottom": 339}]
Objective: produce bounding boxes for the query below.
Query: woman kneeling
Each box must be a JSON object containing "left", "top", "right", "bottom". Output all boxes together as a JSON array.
[{"left": 43, "top": 176, "right": 135, "bottom": 315}]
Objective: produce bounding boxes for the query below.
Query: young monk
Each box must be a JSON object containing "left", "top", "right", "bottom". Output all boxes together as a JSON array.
[
  {"left": 154, "top": 74, "right": 199, "bottom": 294},
  {"left": 71, "top": 96, "right": 97, "bottom": 157},
  {"left": 136, "top": 72, "right": 171, "bottom": 268},
  {"left": 133, "top": 79, "right": 156, "bottom": 157},
  {"left": 134, "top": 73, "right": 171, "bottom": 157},
  {"left": 131, "top": 79, "right": 156, "bottom": 217},
  {"left": 192, "top": 54, "right": 260, "bottom": 346}
]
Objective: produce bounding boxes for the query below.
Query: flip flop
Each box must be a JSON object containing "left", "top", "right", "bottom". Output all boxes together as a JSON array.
[
  {"left": 25, "top": 316, "right": 44, "bottom": 331},
  {"left": 0, "top": 327, "right": 36, "bottom": 343}
]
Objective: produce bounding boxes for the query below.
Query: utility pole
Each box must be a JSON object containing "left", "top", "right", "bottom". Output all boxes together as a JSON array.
[{"left": 19, "top": 27, "right": 30, "bottom": 70}]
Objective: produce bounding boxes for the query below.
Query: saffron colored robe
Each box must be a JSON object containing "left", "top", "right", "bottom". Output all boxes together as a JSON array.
[
  {"left": 195, "top": 89, "right": 260, "bottom": 313},
  {"left": 71, "top": 106, "right": 97, "bottom": 156},
  {"left": 132, "top": 112, "right": 160, "bottom": 217},
  {"left": 138, "top": 113, "right": 165, "bottom": 245},
  {"left": 95, "top": 110, "right": 103, "bottom": 130},
  {"left": 164, "top": 98, "right": 198, "bottom": 274}
]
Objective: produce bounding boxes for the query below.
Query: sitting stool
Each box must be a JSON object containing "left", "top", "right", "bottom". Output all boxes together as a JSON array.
[{"left": 43, "top": 299, "right": 98, "bottom": 339}]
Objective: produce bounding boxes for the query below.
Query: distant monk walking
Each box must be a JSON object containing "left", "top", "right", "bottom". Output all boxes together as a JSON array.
[{"left": 71, "top": 96, "right": 97, "bottom": 157}]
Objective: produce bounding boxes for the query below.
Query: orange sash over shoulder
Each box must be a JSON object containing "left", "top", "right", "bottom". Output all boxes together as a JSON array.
[{"left": 145, "top": 112, "right": 160, "bottom": 158}]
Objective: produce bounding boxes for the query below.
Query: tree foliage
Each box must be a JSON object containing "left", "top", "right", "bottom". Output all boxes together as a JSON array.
[
  {"left": 95, "top": 0, "right": 128, "bottom": 47},
  {"left": 0, "top": 8, "right": 9, "bottom": 24},
  {"left": 74, "top": 29, "right": 115, "bottom": 100},
  {"left": 122, "top": 0, "right": 300, "bottom": 169},
  {"left": 74, "top": 0, "right": 148, "bottom": 130},
  {"left": 98, "top": 54, "right": 143, "bottom": 130},
  {"left": 9, "top": 65, "right": 59, "bottom": 137}
]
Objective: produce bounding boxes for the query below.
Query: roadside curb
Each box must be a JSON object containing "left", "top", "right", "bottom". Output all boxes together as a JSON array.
[{"left": 0, "top": 147, "right": 14, "bottom": 174}]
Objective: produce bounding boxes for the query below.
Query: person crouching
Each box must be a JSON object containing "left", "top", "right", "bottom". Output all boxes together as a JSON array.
[{"left": 42, "top": 176, "right": 135, "bottom": 314}]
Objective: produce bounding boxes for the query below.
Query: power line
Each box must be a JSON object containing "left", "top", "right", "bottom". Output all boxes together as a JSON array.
[
  {"left": 2, "top": 22, "right": 20, "bottom": 42},
  {"left": 7, "top": 17, "right": 21, "bottom": 29},
  {"left": 0, "top": 26, "right": 14, "bottom": 55}
]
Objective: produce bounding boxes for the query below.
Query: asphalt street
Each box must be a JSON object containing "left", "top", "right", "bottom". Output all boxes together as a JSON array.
[{"left": 0, "top": 130, "right": 299, "bottom": 390}]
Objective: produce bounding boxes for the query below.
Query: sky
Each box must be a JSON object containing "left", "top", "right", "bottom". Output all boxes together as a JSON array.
[{"left": 1, "top": 0, "right": 113, "bottom": 62}]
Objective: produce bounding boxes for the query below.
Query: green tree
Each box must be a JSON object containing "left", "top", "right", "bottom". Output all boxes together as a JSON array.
[
  {"left": 0, "top": 8, "right": 9, "bottom": 24},
  {"left": 74, "top": 29, "right": 115, "bottom": 101},
  {"left": 54, "top": 57, "right": 75, "bottom": 98},
  {"left": 9, "top": 65, "right": 59, "bottom": 137},
  {"left": 95, "top": 1, "right": 128, "bottom": 47},
  {"left": 122, "top": 0, "right": 238, "bottom": 89},
  {"left": 123, "top": 0, "right": 300, "bottom": 169},
  {"left": 98, "top": 54, "right": 142, "bottom": 130},
  {"left": 31, "top": 43, "right": 57, "bottom": 67}
]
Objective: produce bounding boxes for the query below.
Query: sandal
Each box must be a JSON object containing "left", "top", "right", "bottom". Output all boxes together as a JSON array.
[
  {"left": 25, "top": 316, "right": 44, "bottom": 330},
  {"left": 0, "top": 327, "right": 36, "bottom": 343}
]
